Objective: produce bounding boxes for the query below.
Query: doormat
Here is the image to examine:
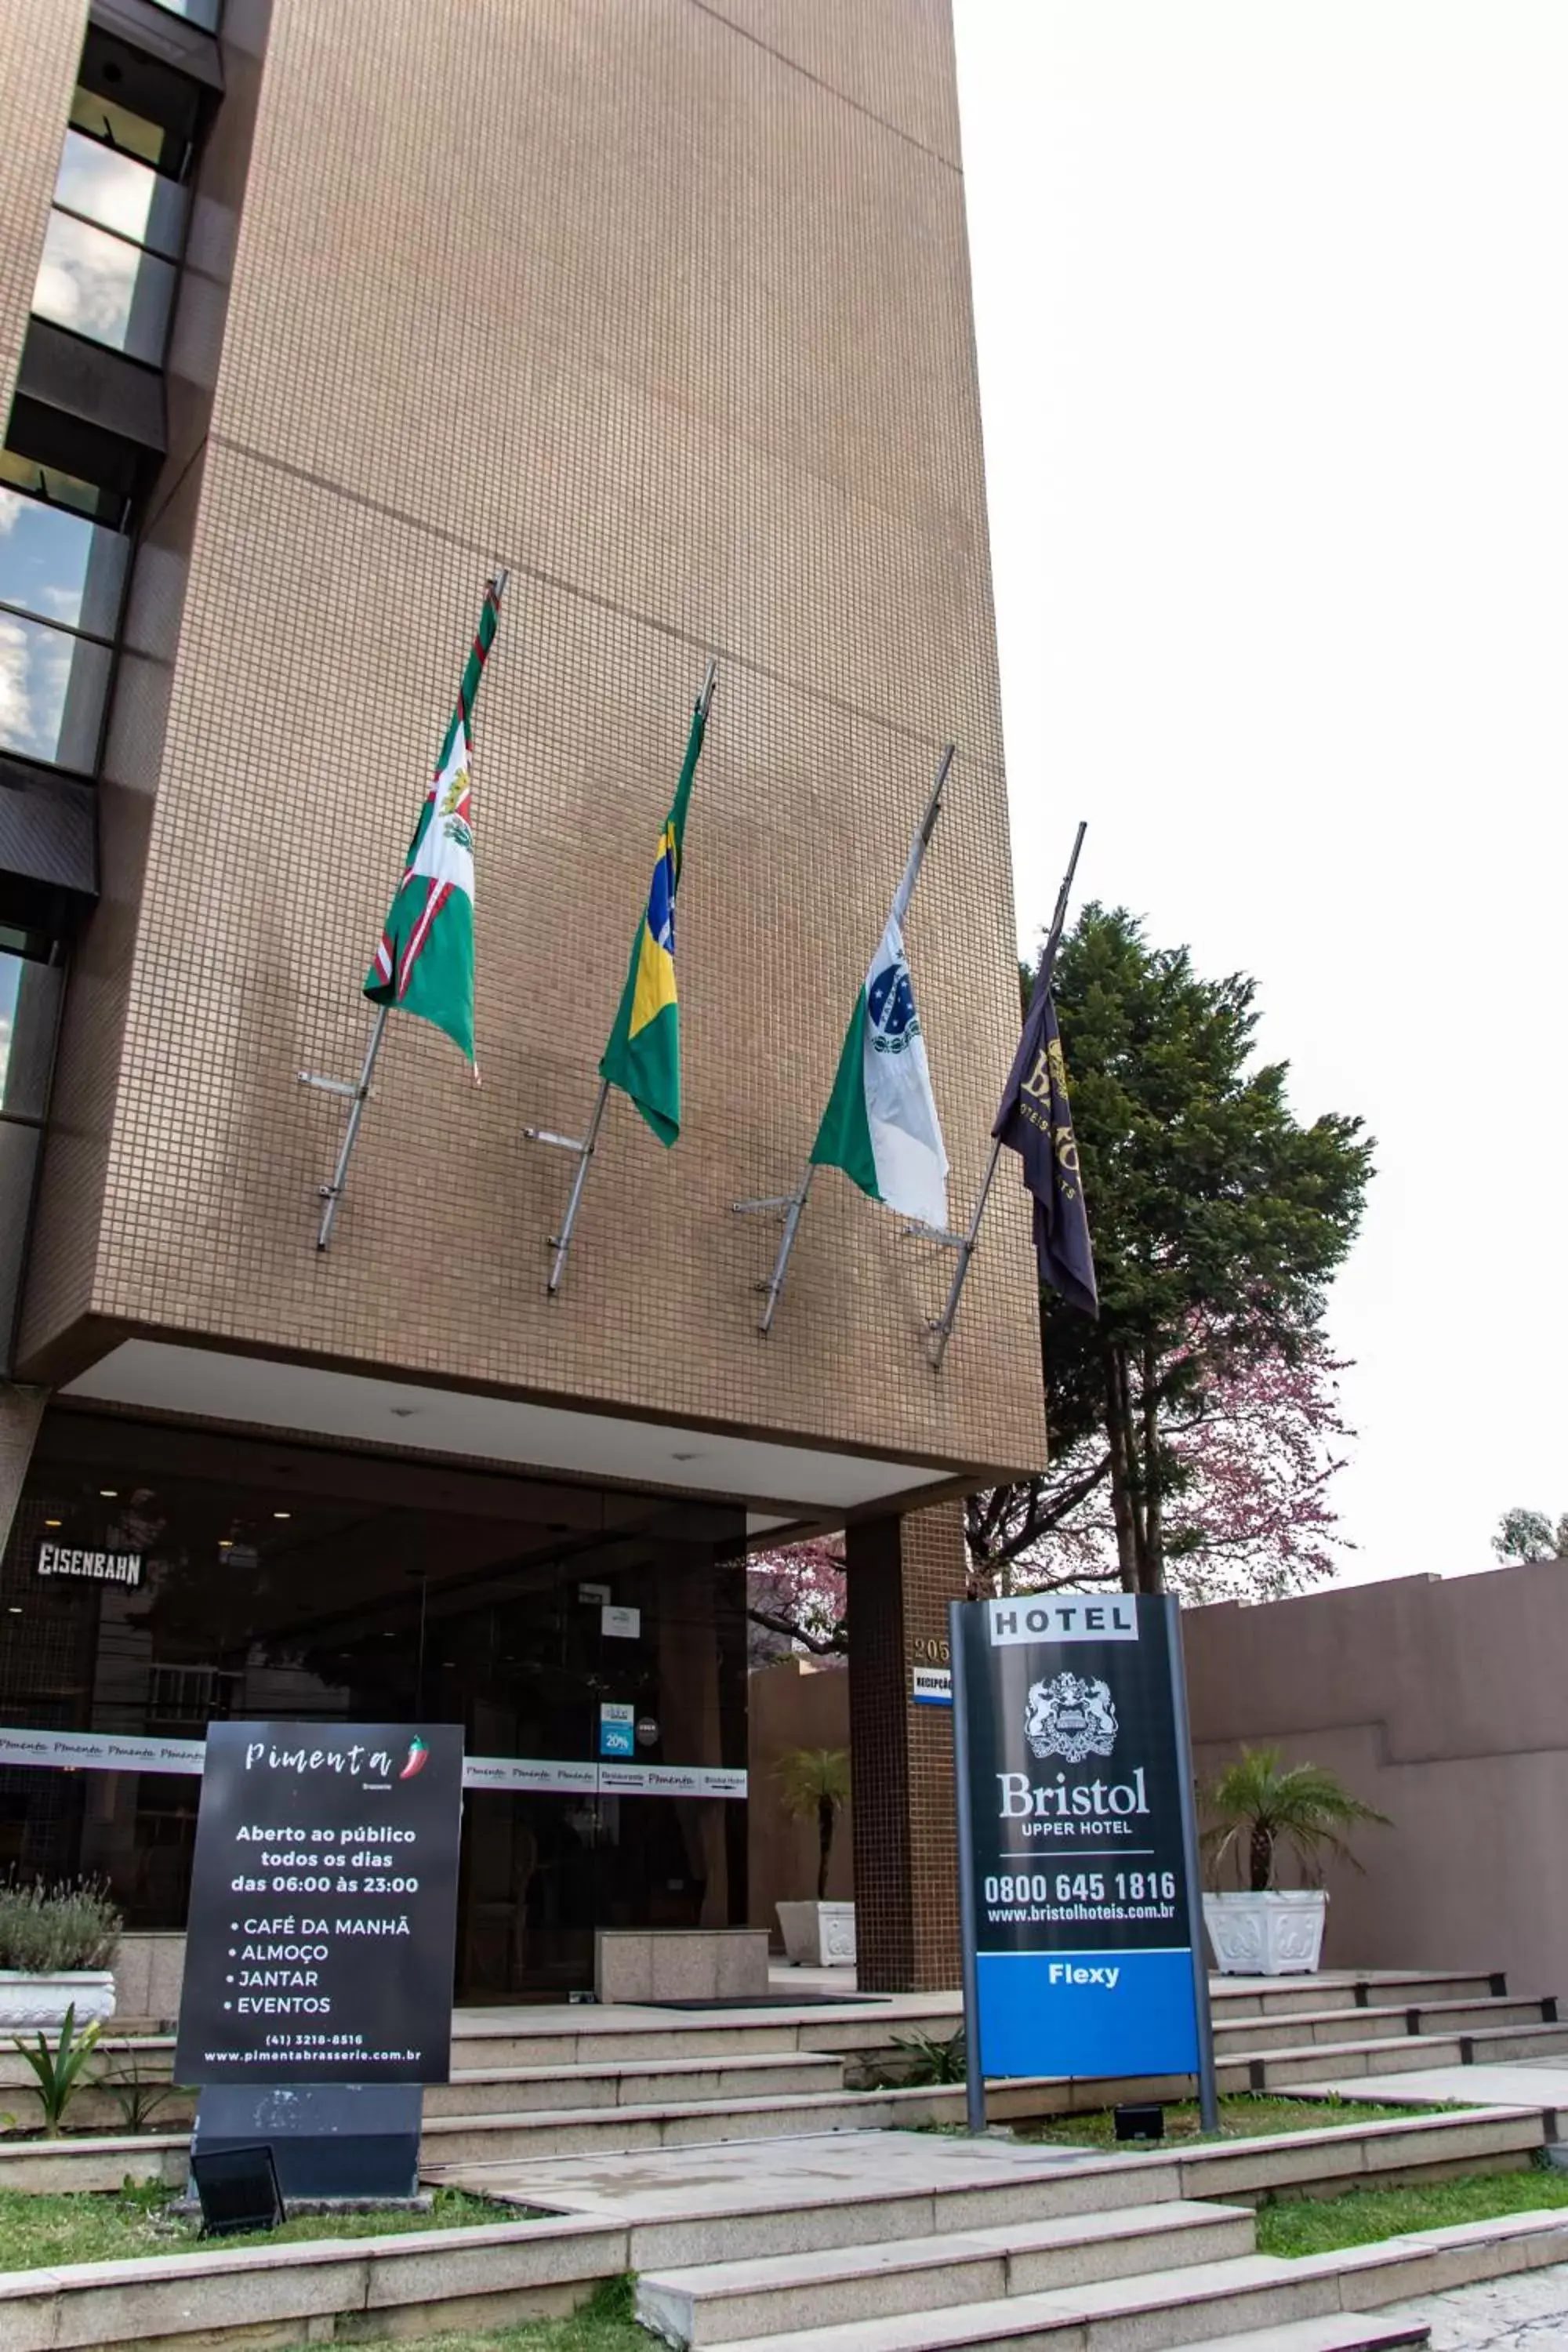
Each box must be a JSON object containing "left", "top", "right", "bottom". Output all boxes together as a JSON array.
[{"left": 637, "top": 1993, "right": 891, "bottom": 2009}]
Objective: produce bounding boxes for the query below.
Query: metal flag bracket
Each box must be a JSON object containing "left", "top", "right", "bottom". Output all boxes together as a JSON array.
[
  {"left": 924, "top": 818, "right": 1087, "bottom": 1373},
  {"left": 526, "top": 658, "right": 718, "bottom": 1299},
  {"left": 299, "top": 1006, "right": 390, "bottom": 1250},
  {"left": 731, "top": 742, "right": 956, "bottom": 1338},
  {"left": 300, "top": 563, "right": 510, "bottom": 1254}
]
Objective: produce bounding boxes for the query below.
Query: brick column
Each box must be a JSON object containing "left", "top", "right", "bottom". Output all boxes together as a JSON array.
[
  {"left": 846, "top": 1501, "right": 966, "bottom": 1991},
  {"left": 0, "top": 1385, "right": 46, "bottom": 1559}
]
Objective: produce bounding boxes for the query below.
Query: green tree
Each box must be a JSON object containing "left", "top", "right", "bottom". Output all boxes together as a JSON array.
[
  {"left": 1201, "top": 1747, "right": 1388, "bottom": 1891},
  {"left": 775, "top": 1748, "right": 850, "bottom": 1901},
  {"left": 975, "top": 906, "right": 1374, "bottom": 1596},
  {"left": 1491, "top": 1508, "right": 1568, "bottom": 1564}
]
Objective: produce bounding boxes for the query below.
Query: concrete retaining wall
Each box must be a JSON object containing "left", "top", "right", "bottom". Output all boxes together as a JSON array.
[{"left": 1185, "top": 1562, "right": 1568, "bottom": 1996}]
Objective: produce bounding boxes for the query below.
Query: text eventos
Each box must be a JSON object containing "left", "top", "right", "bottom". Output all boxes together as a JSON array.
[{"left": 987, "top": 1598, "right": 1136, "bottom": 1646}]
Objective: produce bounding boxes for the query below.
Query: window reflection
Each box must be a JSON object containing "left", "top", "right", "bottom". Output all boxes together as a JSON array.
[
  {"left": 143, "top": 0, "right": 221, "bottom": 29},
  {"left": 0, "top": 1430, "right": 748, "bottom": 1987},
  {"left": 0, "top": 608, "right": 111, "bottom": 768},
  {"left": 67, "top": 91, "right": 169, "bottom": 175},
  {"left": 0, "top": 452, "right": 124, "bottom": 528},
  {"left": 0, "top": 946, "right": 64, "bottom": 1120},
  {"left": 0, "top": 941, "right": 62, "bottom": 1367},
  {"left": 33, "top": 209, "right": 176, "bottom": 365},
  {"left": 54, "top": 130, "right": 187, "bottom": 262},
  {"left": 0, "top": 487, "right": 127, "bottom": 639}
]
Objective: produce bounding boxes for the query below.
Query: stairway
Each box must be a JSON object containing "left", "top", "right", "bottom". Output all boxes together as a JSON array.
[{"left": 415, "top": 1969, "right": 1567, "bottom": 2165}]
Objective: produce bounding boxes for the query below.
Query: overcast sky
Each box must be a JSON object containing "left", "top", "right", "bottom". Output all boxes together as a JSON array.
[{"left": 953, "top": 2, "right": 1568, "bottom": 1584}]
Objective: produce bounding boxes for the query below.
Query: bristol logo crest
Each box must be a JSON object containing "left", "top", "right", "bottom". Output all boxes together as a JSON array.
[{"left": 1024, "top": 1671, "right": 1118, "bottom": 1763}]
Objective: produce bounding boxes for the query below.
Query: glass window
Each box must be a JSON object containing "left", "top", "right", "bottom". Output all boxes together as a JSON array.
[
  {"left": 67, "top": 90, "right": 170, "bottom": 175},
  {"left": 0, "top": 451, "right": 124, "bottom": 529},
  {"left": 1, "top": 1427, "right": 747, "bottom": 1973},
  {"left": 32, "top": 209, "right": 176, "bottom": 366},
  {"left": 0, "top": 1123, "right": 40, "bottom": 1368},
  {"left": 0, "top": 485, "right": 128, "bottom": 640},
  {"left": 0, "top": 949, "right": 64, "bottom": 1120},
  {"left": 0, "top": 608, "right": 112, "bottom": 769},
  {"left": 54, "top": 129, "right": 187, "bottom": 262},
  {"left": 143, "top": 0, "right": 221, "bottom": 30}
]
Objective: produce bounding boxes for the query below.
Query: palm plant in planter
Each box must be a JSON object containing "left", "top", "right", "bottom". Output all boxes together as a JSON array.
[
  {"left": 774, "top": 1748, "right": 854, "bottom": 1967},
  {"left": 0, "top": 1877, "right": 122, "bottom": 2029},
  {"left": 1201, "top": 1746, "right": 1388, "bottom": 1976}
]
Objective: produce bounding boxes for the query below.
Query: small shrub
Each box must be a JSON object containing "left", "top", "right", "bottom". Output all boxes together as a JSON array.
[
  {"left": 0, "top": 1877, "right": 121, "bottom": 1973},
  {"left": 98, "top": 2046, "right": 188, "bottom": 2133},
  {"left": 14, "top": 2005, "right": 103, "bottom": 2137},
  {"left": 889, "top": 2024, "right": 967, "bottom": 2085}
]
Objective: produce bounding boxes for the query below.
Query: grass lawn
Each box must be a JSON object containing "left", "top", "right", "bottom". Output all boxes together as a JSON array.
[
  {"left": 1013, "top": 2092, "right": 1450, "bottom": 2148},
  {"left": 1011, "top": 2098, "right": 1457, "bottom": 2154},
  {"left": 1258, "top": 2164, "right": 1568, "bottom": 2257},
  {"left": 278, "top": 2278, "right": 647, "bottom": 2352},
  {"left": 0, "top": 2182, "right": 526, "bottom": 2270}
]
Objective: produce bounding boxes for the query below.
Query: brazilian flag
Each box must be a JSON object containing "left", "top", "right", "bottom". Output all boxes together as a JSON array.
[{"left": 598, "top": 696, "right": 707, "bottom": 1144}]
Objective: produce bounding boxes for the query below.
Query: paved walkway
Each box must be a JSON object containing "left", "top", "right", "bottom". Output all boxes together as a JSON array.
[
  {"left": 1385, "top": 2261, "right": 1568, "bottom": 2347},
  {"left": 437, "top": 2125, "right": 1107, "bottom": 2214},
  {"left": 1314, "top": 2057, "right": 1568, "bottom": 2111}
]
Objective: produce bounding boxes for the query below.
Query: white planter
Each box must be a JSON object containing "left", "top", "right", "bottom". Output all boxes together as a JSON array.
[
  {"left": 0, "top": 1970, "right": 117, "bottom": 2030},
  {"left": 776, "top": 1900, "right": 856, "bottom": 1967},
  {"left": 1203, "top": 1890, "right": 1327, "bottom": 1976}
]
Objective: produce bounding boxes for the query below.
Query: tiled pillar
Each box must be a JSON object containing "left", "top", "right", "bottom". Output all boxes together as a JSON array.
[
  {"left": 846, "top": 1501, "right": 966, "bottom": 1991},
  {"left": 0, "top": 1385, "right": 45, "bottom": 1560}
]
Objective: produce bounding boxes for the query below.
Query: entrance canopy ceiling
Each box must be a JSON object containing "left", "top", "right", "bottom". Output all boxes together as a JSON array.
[{"left": 63, "top": 1340, "right": 957, "bottom": 1534}]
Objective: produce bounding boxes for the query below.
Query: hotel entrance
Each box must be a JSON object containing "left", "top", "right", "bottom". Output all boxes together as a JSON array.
[{"left": 0, "top": 1410, "right": 749, "bottom": 1998}]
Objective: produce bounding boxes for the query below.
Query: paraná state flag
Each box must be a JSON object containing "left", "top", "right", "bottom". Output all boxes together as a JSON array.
[
  {"left": 364, "top": 579, "right": 501, "bottom": 1065},
  {"left": 598, "top": 697, "right": 707, "bottom": 1145},
  {"left": 810, "top": 909, "right": 949, "bottom": 1231},
  {"left": 993, "top": 962, "right": 1098, "bottom": 1316}
]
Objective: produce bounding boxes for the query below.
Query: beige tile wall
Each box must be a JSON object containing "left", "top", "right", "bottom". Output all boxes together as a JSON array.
[
  {"left": 0, "top": 0, "right": 81, "bottom": 401},
  {"left": 20, "top": 0, "right": 1047, "bottom": 1481}
]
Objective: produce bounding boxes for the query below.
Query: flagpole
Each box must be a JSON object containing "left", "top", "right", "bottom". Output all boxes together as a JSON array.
[
  {"left": 304, "top": 564, "right": 509, "bottom": 1253},
  {"left": 927, "top": 818, "right": 1086, "bottom": 1369},
  {"left": 530, "top": 658, "right": 719, "bottom": 1298},
  {"left": 739, "top": 742, "right": 956, "bottom": 1338}
]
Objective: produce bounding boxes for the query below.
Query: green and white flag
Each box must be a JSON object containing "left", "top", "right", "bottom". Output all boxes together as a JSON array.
[
  {"left": 810, "top": 896, "right": 949, "bottom": 1231},
  {"left": 364, "top": 576, "right": 503, "bottom": 1066}
]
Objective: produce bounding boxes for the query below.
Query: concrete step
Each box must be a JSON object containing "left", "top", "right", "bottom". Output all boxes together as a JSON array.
[
  {"left": 425, "top": 2051, "right": 846, "bottom": 2116},
  {"left": 1211, "top": 1996, "right": 1554, "bottom": 2054},
  {"left": 426, "top": 2108, "right": 1545, "bottom": 2270},
  {"left": 636, "top": 2200, "right": 1255, "bottom": 2345},
  {"left": 684, "top": 2250, "right": 1364, "bottom": 2352},
  {"left": 421, "top": 2085, "right": 1548, "bottom": 2186},
  {"left": 1228, "top": 2019, "right": 1568, "bottom": 2092},
  {"left": 1169, "top": 2329, "right": 1428, "bottom": 2352},
  {"left": 1209, "top": 1972, "right": 1506, "bottom": 2020}
]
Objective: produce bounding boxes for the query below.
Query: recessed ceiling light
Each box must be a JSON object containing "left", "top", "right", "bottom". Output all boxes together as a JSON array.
[
  {"left": 100, "top": 1489, "right": 118, "bottom": 1498},
  {"left": 218, "top": 1541, "right": 233, "bottom": 1551},
  {"left": 44, "top": 1519, "right": 61, "bottom": 1529},
  {"left": 6, "top": 1607, "right": 20, "bottom": 1617},
  {"left": 273, "top": 1512, "right": 290, "bottom": 1521}
]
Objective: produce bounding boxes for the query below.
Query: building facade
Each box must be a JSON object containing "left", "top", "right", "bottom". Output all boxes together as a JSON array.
[{"left": 0, "top": 0, "right": 1044, "bottom": 1994}]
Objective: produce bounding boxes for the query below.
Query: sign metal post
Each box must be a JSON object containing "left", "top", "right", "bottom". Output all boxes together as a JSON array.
[
  {"left": 1166, "top": 1598, "right": 1221, "bottom": 2131},
  {"left": 948, "top": 1597, "right": 987, "bottom": 2135}
]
